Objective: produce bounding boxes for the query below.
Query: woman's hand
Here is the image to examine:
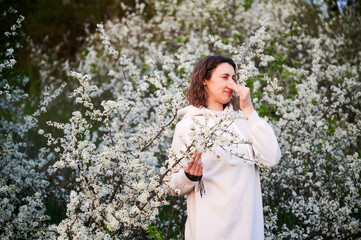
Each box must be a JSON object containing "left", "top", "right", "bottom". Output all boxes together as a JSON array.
[
  {"left": 185, "top": 152, "right": 203, "bottom": 177},
  {"left": 227, "top": 82, "right": 255, "bottom": 116}
]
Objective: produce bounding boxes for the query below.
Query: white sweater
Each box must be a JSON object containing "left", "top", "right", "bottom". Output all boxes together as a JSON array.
[{"left": 168, "top": 105, "right": 281, "bottom": 240}]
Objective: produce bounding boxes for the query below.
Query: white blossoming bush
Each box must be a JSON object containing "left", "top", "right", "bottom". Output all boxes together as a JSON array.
[
  {"left": 2, "top": 0, "right": 360, "bottom": 239},
  {"left": 42, "top": 67, "right": 184, "bottom": 238},
  {"left": 61, "top": 0, "right": 359, "bottom": 239},
  {"left": 0, "top": 7, "right": 67, "bottom": 239},
  {"left": 259, "top": 40, "right": 361, "bottom": 239}
]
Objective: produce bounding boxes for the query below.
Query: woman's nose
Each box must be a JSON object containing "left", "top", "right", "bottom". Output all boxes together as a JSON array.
[{"left": 228, "top": 77, "right": 236, "bottom": 85}]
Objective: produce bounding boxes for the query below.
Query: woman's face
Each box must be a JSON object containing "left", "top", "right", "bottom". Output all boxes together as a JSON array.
[{"left": 204, "top": 62, "right": 236, "bottom": 110}]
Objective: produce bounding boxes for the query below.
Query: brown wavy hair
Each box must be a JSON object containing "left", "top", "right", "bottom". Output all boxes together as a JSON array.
[{"left": 187, "top": 55, "right": 238, "bottom": 109}]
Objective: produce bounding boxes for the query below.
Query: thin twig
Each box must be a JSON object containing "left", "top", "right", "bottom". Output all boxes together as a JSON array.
[
  {"left": 140, "top": 112, "right": 177, "bottom": 152},
  {"left": 164, "top": 206, "right": 175, "bottom": 240},
  {"left": 109, "top": 175, "right": 123, "bottom": 203}
]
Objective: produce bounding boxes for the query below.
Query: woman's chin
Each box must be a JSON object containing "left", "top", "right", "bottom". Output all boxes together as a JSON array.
[{"left": 223, "top": 97, "right": 232, "bottom": 103}]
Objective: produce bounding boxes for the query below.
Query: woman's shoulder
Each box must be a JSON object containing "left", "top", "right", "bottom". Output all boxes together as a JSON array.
[
  {"left": 175, "top": 116, "right": 197, "bottom": 129},
  {"left": 173, "top": 113, "right": 207, "bottom": 138}
]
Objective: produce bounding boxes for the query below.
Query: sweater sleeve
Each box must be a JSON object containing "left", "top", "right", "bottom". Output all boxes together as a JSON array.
[
  {"left": 246, "top": 110, "right": 281, "bottom": 168},
  {"left": 166, "top": 121, "right": 196, "bottom": 196}
]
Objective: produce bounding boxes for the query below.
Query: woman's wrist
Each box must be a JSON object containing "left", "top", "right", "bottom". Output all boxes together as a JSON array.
[{"left": 241, "top": 106, "right": 255, "bottom": 117}]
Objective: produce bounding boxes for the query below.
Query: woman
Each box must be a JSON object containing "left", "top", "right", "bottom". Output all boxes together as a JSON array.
[{"left": 168, "top": 55, "right": 281, "bottom": 240}]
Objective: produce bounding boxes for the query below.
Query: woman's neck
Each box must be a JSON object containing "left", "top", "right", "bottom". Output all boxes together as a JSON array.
[{"left": 206, "top": 102, "right": 225, "bottom": 111}]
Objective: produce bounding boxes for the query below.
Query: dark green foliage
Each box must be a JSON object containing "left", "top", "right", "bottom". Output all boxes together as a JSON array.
[{"left": 147, "top": 225, "right": 163, "bottom": 240}]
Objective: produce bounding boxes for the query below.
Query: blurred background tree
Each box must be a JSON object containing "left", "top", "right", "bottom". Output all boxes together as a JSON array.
[
  {"left": 2, "top": 0, "right": 360, "bottom": 105},
  {"left": 1, "top": 0, "right": 359, "bottom": 96}
]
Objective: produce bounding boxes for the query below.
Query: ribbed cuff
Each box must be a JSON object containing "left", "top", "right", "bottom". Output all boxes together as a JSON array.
[{"left": 184, "top": 171, "right": 202, "bottom": 181}]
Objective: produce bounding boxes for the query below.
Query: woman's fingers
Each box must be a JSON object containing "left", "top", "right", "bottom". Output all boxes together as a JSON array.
[
  {"left": 194, "top": 152, "right": 201, "bottom": 163},
  {"left": 227, "top": 83, "right": 254, "bottom": 116},
  {"left": 196, "top": 153, "right": 203, "bottom": 175},
  {"left": 189, "top": 160, "right": 201, "bottom": 176},
  {"left": 227, "top": 83, "right": 248, "bottom": 97},
  {"left": 193, "top": 156, "right": 202, "bottom": 175},
  {"left": 227, "top": 82, "right": 242, "bottom": 93},
  {"left": 186, "top": 152, "right": 203, "bottom": 176}
]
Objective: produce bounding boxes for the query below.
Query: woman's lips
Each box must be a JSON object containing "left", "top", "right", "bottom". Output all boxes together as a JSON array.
[{"left": 225, "top": 91, "right": 233, "bottom": 97}]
